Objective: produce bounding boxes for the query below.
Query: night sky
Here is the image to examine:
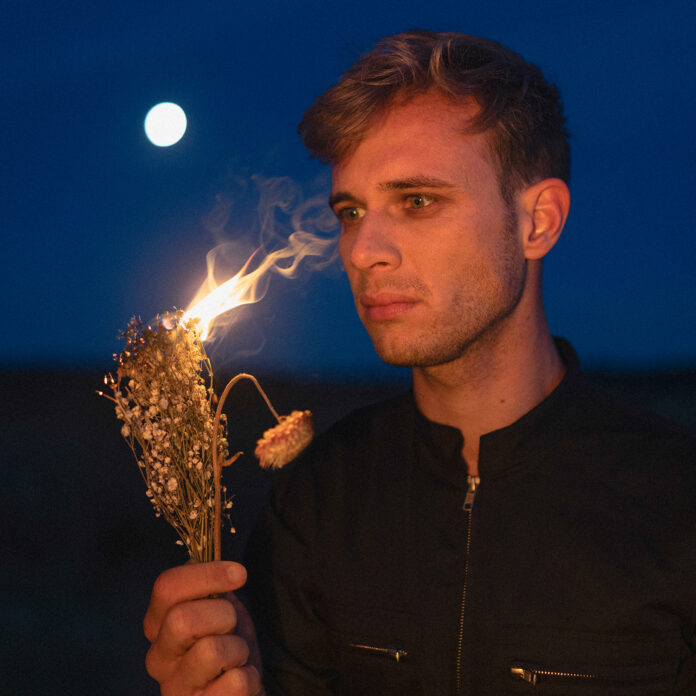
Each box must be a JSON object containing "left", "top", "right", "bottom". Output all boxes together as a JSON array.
[{"left": 3, "top": 0, "right": 695, "bottom": 379}]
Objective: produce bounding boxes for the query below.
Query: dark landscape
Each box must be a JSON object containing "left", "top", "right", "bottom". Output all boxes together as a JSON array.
[{"left": 2, "top": 367, "right": 694, "bottom": 695}]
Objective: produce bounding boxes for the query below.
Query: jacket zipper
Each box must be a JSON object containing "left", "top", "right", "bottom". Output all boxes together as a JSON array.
[
  {"left": 348, "top": 642, "right": 408, "bottom": 662},
  {"left": 455, "top": 474, "right": 479, "bottom": 694},
  {"left": 511, "top": 663, "right": 668, "bottom": 687},
  {"left": 511, "top": 666, "right": 596, "bottom": 684}
]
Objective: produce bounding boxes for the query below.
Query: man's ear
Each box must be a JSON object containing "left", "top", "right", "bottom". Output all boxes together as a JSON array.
[{"left": 518, "top": 178, "right": 570, "bottom": 260}]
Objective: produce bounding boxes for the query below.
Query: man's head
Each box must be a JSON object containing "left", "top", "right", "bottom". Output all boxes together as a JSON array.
[
  {"left": 299, "top": 30, "right": 570, "bottom": 207},
  {"left": 299, "top": 32, "right": 571, "bottom": 369}
]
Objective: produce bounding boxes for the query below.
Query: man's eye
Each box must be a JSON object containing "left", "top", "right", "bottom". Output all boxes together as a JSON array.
[
  {"left": 336, "top": 206, "right": 365, "bottom": 222},
  {"left": 406, "top": 194, "right": 435, "bottom": 209}
]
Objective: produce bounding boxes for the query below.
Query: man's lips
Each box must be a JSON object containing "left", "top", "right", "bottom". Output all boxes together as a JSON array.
[{"left": 360, "top": 292, "right": 420, "bottom": 321}]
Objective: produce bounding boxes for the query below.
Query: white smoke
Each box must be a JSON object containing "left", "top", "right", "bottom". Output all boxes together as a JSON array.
[{"left": 183, "top": 174, "right": 339, "bottom": 345}]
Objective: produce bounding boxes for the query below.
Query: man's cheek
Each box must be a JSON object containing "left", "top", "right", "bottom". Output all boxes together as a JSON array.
[
  {"left": 337, "top": 247, "right": 361, "bottom": 297},
  {"left": 337, "top": 236, "right": 352, "bottom": 271}
]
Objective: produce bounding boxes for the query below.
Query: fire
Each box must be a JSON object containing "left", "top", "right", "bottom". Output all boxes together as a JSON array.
[
  {"left": 181, "top": 230, "right": 335, "bottom": 341},
  {"left": 181, "top": 251, "right": 258, "bottom": 341}
]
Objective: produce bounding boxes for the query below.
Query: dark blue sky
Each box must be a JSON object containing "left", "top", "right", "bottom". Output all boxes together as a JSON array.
[{"left": 2, "top": 0, "right": 695, "bottom": 379}]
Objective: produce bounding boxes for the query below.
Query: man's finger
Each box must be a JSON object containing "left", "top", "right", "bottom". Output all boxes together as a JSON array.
[
  {"left": 147, "top": 633, "right": 252, "bottom": 692},
  {"left": 156, "top": 598, "right": 238, "bottom": 659},
  {"left": 174, "top": 634, "right": 250, "bottom": 690},
  {"left": 205, "top": 665, "right": 263, "bottom": 696},
  {"left": 144, "top": 562, "right": 247, "bottom": 642}
]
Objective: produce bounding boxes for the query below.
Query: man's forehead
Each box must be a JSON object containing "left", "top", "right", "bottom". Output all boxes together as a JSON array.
[
  {"left": 330, "top": 91, "right": 490, "bottom": 176},
  {"left": 330, "top": 136, "right": 491, "bottom": 201}
]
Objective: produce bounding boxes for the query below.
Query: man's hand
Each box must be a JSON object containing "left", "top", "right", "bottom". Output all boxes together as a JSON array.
[{"left": 143, "top": 561, "right": 263, "bottom": 695}]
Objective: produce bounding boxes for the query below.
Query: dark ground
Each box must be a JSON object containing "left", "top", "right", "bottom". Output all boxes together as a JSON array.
[{"left": 1, "top": 367, "right": 694, "bottom": 695}]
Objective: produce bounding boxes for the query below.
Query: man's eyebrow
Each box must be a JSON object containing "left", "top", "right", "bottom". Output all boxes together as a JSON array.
[
  {"left": 328, "top": 191, "right": 357, "bottom": 209},
  {"left": 377, "top": 176, "right": 458, "bottom": 191},
  {"left": 329, "top": 176, "right": 457, "bottom": 209}
]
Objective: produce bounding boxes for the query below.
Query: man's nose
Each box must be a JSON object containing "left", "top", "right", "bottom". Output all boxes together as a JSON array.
[{"left": 342, "top": 211, "right": 402, "bottom": 271}]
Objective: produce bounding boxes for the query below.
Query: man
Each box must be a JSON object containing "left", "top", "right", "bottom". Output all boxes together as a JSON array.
[{"left": 143, "top": 31, "right": 696, "bottom": 694}]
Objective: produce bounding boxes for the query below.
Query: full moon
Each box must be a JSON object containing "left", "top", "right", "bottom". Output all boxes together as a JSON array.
[{"left": 144, "top": 102, "right": 187, "bottom": 147}]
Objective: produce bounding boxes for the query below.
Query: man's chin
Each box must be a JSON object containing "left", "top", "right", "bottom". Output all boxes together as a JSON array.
[
  {"left": 370, "top": 333, "right": 472, "bottom": 369},
  {"left": 371, "top": 337, "right": 425, "bottom": 368},
  {"left": 376, "top": 353, "right": 417, "bottom": 368},
  {"left": 369, "top": 340, "right": 411, "bottom": 367},
  {"left": 367, "top": 327, "right": 455, "bottom": 368}
]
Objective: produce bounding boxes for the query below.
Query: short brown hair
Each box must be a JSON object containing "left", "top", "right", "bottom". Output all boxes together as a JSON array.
[{"left": 299, "top": 30, "right": 570, "bottom": 203}]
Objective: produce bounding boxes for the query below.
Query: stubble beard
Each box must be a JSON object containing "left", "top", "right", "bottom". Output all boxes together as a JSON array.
[{"left": 368, "top": 210, "right": 526, "bottom": 369}]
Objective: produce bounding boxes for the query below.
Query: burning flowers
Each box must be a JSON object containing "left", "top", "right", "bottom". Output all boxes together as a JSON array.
[{"left": 102, "top": 309, "right": 313, "bottom": 562}]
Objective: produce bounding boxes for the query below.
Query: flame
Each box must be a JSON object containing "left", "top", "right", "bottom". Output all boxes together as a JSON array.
[{"left": 181, "top": 230, "right": 335, "bottom": 341}]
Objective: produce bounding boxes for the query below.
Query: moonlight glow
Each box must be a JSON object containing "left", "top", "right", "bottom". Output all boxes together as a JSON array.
[{"left": 144, "top": 102, "right": 187, "bottom": 147}]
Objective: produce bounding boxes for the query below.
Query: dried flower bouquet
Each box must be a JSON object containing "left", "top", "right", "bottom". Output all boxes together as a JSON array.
[{"left": 101, "top": 309, "right": 313, "bottom": 562}]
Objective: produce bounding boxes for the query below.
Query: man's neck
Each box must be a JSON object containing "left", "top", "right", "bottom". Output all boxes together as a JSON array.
[{"left": 412, "top": 322, "right": 565, "bottom": 477}]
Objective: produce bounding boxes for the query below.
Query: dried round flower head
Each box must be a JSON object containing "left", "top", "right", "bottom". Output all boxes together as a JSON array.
[{"left": 255, "top": 410, "right": 313, "bottom": 469}]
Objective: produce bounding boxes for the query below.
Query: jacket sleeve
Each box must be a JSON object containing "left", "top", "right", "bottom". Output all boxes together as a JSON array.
[{"left": 244, "top": 457, "right": 337, "bottom": 695}]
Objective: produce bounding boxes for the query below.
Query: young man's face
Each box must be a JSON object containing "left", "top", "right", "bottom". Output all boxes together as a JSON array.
[{"left": 330, "top": 90, "right": 528, "bottom": 368}]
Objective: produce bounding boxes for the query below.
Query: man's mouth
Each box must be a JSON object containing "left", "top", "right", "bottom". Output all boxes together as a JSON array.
[{"left": 360, "top": 292, "right": 419, "bottom": 321}]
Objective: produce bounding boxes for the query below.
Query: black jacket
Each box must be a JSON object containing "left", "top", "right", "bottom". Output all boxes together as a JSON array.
[{"left": 246, "top": 342, "right": 696, "bottom": 694}]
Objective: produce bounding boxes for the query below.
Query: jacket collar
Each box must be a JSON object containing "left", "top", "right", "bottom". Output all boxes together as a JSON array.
[
  {"left": 410, "top": 338, "right": 584, "bottom": 482},
  {"left": 478, "top": 337, "right": 583, "bottom": 478}
]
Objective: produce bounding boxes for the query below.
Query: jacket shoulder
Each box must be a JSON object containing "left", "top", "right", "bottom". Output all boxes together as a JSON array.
[
  {"left": 554, "top": 375, "right": 696, "bottom": 511},
  {"left": 571, "top": 374, "right": 696, "bottom": 448}
]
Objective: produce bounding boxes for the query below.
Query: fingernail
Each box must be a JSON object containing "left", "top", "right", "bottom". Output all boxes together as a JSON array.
[{"left": 227, "top": 563, "right": 247, "bottom": 585}]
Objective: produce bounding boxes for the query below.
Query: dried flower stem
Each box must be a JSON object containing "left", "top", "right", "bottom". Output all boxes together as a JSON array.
[{"left": 212, "top": 373, "right": 282, "bottom": 561}]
